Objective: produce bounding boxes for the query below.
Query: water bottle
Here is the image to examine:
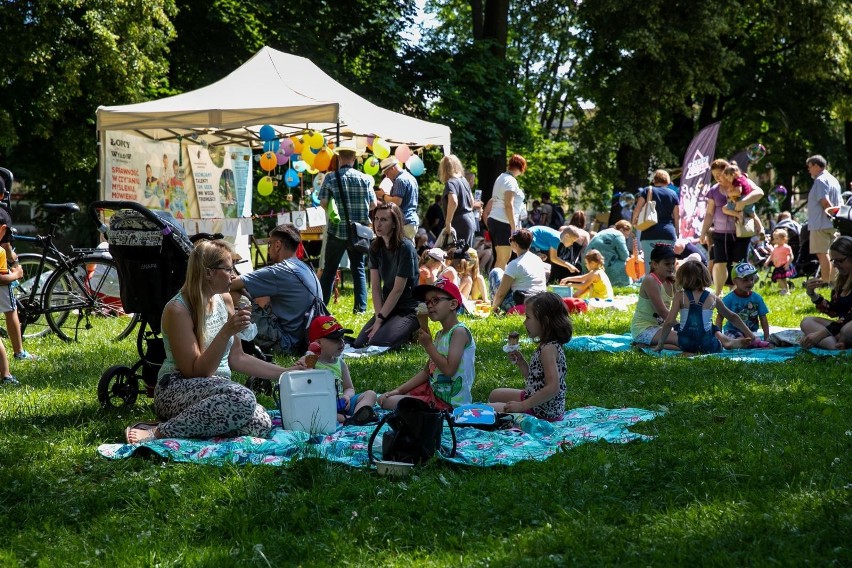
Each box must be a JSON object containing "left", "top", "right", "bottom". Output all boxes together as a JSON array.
[
  {"left": 474, "top": 190, "right": 483, "bottom": 220},
  {"left": 236, "top": 296, "right": 258, "bottom": 341}
]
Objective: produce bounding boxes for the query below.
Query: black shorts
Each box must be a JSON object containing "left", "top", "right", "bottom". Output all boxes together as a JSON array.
[
  {"left": 487, "top": 218, "right": 512, "bottom": 246},
  {"left": 711, "top": 233, "right": 749, "bottom": 264}
]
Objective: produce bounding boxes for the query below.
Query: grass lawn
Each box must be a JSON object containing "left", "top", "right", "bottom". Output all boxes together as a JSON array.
[{"left": 1, "top": 282, "right": 849, "bottom": 566}]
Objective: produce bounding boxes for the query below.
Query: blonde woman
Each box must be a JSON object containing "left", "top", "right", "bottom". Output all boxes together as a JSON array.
[
  {"left": 439, "top": 154, "right": 476, "bottom": 249},
  {"left": 125, "top": 240, "right": 304, "bottom": 444},
  {"left": 454, "top": 248, "right": 488, "bottom": 301}
]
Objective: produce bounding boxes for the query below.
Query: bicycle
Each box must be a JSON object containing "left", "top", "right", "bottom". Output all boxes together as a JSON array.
[{"left": 10, "top": 202, "right": 139, "bottom": 342}]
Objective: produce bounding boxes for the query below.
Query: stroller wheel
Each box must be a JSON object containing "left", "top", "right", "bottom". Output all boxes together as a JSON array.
[
  {"left": 98, "top": 365, "right": 140, "bottom": 408},
  {"left": 246, "top": 376, "right": 273, "bottom": 396}
]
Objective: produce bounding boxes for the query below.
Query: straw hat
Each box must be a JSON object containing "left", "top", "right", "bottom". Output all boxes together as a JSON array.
[{"left": 333, "top": 139, "right": 363, "bottom": 156}]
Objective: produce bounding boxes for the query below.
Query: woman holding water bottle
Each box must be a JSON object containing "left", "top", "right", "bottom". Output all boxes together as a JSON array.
[
  {"left": 439, "top": 155, "right": 477, "bottom": 249},
  {"left": 125, "top": 239, "right": 304, "bottom": 444}
]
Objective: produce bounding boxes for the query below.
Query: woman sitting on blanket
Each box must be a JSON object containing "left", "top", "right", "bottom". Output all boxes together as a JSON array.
[
  {"left": 800, "top": 235, "right": 852, "bottom": 349},
  {"left": 126, "top": 240, "right": 304, "bottom": 444},
  {"left": 630, "top": 244, "right": 679, "bottom": 349}
]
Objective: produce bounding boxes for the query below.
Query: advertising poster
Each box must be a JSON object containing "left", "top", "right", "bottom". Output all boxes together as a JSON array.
[
  {"left": 678, "top": 122, "right": 721, "bottom": 239},
  {"left": 186, "top": 145, "right": 253, "bottom": 219}
]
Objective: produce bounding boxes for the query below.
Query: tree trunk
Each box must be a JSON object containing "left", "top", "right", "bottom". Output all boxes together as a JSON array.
[{"left": 844, "top": 120, "right": 852, "bottom": 190}]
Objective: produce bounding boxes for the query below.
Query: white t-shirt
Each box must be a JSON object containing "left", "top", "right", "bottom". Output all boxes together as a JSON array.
[
  {"left": 489, "top": 172, "right": 526, "bottom": 226},
  {"left": 504, "top": 251, "right": 547, "bottom": 294}
]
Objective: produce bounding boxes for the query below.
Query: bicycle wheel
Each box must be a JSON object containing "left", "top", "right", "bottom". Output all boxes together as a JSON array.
[
  {"left": 43, "top": 255, "right": 139, "bottom": 342},
  {"left": 11, "top": 253, "right": 60, "bottom": 339}
]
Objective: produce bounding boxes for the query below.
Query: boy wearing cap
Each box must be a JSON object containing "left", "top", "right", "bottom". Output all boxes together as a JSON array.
[
  {"left": 716, "top": 262, "right": 772, "bottom": 348},
  {"left": 378, "top": 279, "right": 475, "bottom": 411},
  {"left": 301, "top": 315, "right": 378, "bottom": 424}
]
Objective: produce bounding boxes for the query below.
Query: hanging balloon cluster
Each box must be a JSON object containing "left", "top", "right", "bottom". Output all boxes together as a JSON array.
[
  {"left": 360, "top": 136, "right": 426, "bottom": 180},
  {"left": 255, "top": 124, "right": 335, "bottom": 205}
]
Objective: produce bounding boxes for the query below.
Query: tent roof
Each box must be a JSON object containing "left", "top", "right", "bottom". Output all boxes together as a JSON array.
[{"left": 96, "top": 47, "right": 450, "bottom": 151}]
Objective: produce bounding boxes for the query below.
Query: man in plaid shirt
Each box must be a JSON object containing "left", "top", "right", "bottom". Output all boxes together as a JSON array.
[{"left": 319, "top": 140, "right": 378, "bottom": 313}]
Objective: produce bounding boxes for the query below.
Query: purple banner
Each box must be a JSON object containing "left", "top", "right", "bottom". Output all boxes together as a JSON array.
[{"left": 678, "top": 121, "right": 720, "bottom": 238}]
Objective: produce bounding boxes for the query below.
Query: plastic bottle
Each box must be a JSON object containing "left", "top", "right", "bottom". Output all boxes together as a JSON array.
[{"left": 236, "top": 296, "right": 258, "bottom": 341}]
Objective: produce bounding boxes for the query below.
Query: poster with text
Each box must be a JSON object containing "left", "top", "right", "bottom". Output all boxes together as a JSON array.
[{"left": 187, "top": 145, "right": 253, "bottom": 219}]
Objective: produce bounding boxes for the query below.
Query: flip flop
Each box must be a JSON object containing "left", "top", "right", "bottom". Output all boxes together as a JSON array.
[{"left": 125, "top": 421, "right": 160, "bottom": 445}]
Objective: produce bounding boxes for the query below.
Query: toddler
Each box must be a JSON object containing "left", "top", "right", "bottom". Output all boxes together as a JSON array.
[
  {"left": 764, "top": 229, "right": 796, "bottom": 295},
  {"left": 559, "top": 249, "right": 613, "bottom": 299},
  {"left": 721, "top": 164, "right": 754, "bottom": 222},
  {"left": 657, "top": 260, "right": 754, "bottom": 354},
  {"left": 717, "top": 262, "right": 771, "bottom": 348},
  {"left": 301, "top": 316, "right": 377, "bottom": 424},
  {"left": 489, "top": 292, "right": 572, "bottom": 421}
]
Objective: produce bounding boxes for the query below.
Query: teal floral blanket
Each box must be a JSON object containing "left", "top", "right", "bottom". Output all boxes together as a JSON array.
[{"left": 98, "top": 406, "right": 659, "bottom": 468}]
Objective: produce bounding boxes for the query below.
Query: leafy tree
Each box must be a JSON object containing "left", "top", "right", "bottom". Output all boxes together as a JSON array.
[{"left": 0, "top": 0, "right": 176, "bottom": 228}]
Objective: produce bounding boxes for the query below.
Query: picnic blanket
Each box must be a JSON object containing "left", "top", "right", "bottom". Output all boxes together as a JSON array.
[
  {"left": 97, "top": 406, "right": 659, "bottom": 468},
  {"left": 566, "top": 329, "right": 850, "bottom": 362}
]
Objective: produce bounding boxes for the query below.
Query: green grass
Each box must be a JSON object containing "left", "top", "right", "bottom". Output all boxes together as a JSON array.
[{"left": 1, "top": 283, "right": 849, "bottom": 566}]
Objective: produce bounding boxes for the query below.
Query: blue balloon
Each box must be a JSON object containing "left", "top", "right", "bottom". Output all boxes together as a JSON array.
[
  {"left": 285, "top": 168, "right": 300, "bottom": 188},
  {"left": 311, "top": 192, "right": 321, "bottom": 206},
  {"left": 259, "top": 124, "right": 276, "bottom": 142},
  {"left": 263, "top": 139, "right": 280, "bottom": 153}
]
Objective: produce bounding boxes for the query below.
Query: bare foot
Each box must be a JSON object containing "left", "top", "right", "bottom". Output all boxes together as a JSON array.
[
  {"left": 125, "top": 423, "right": 160, "bottom": 444},
  {"left": 724, "top": 337, "right": 753, "bottom": 350}
]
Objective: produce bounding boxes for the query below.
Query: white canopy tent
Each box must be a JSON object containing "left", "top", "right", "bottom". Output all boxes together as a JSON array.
[{"left": 96, "top": 46, "right": 451, "bottom": 151}]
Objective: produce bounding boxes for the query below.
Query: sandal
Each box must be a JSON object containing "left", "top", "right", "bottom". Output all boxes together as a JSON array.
[
  {"left": 344, "top": 406, "right": 379, "bottom": 426},
  {"left": 125, "top": 421, "right": 160, "bottom": 445}
]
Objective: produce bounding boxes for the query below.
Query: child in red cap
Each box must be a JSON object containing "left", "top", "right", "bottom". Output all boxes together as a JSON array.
[
  {"left": 302, "top": 316, "right": 378, "bottom": 425},
  {"left": 378, "top": 278, "right": 476, "bottom": 410}
]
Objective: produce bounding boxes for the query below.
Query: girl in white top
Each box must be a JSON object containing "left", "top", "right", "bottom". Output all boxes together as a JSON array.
[{"left": 487, "top": 154, "right": 527, "bottom": 270}]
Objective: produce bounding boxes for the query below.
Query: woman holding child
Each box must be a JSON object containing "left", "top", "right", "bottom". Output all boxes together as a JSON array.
[
  {"left": 125, "top": 240, "right": 304, "bottom": 444},
  {"left": 699, "top": 159, "right": 764, "bottom": 295},
  {"left": 353, "top": 202, "right": 421, "bottom": 350}
]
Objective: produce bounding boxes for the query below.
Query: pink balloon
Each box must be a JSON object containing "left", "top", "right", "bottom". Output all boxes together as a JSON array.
[
  {"left": 276, "top": 149, "right": 290, "bottom": 165},
  {"left": 394, "top": 144, "right": 412, "bottom": 163},
  {"left": 281, "top": 138, "right": 295, "bottom": 155}
]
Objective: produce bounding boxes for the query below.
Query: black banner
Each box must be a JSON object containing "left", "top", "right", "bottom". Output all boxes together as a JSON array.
[{"left": 678, "top": 121, "right": 721, "bottom": 238}]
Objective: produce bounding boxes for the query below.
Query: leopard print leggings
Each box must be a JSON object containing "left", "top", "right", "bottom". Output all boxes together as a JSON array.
[{"left": 153, "top": 373, "right": 272, "bottom": 439}]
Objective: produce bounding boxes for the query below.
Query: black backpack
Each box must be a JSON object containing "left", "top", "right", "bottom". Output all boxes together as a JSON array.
[
  {"left": 368, "top": 397, "right": 456, "bottom": 465},
  {"left": 549, "top": 204, "right": 565, "bottom": 230}
]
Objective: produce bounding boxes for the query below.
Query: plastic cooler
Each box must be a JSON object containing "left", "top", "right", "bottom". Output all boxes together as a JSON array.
[
  {"left": 275, "top": 369, "right": 338, "bottom": 434},
  {"left": 550, "top": 285, "right": 573, "bottom": 298}
]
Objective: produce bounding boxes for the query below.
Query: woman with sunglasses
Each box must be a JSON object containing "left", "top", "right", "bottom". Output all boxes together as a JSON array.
[
  {"left": 125, "top": 240, "right": 304, "bottom": 444},
  {"left": 353, "top": 203, "right": 420, "bottom": 349},
  {"left": 800, "top": 236, "right": 852, "bottom": 349}
]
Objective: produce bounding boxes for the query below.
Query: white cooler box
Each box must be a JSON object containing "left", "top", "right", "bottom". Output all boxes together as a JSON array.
[{"left": 275, "top": 369, "right": 338, "bottom": 434}]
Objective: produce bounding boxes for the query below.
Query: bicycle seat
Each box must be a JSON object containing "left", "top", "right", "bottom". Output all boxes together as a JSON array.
[{"left": 42, "top": 203, "right": 81, "bottom": 215}]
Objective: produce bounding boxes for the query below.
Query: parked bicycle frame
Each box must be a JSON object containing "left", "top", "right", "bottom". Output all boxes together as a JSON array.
[{"left": 8, "top": 203, "right": 138, "bottom": 342}]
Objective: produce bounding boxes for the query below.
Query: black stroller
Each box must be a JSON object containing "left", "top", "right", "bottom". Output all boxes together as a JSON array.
[
  {"left": 793, "top": 223, "right": 821, "bottom": 282},
  {"left": 90, "top": 201, "right": 193, "bottom": 408}
]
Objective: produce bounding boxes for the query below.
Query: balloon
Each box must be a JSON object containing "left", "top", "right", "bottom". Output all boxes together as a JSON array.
[
  {"left": 405, "top": 154, "right": 425, "bottom": 176},
  {"left": 311, "top": 192, "right": 321, "bottom": 207},
  {"left": 366, "top": 135, "right": 375, "bottom": 149},
  {"left": 307, "top": 167, "right": 319, "bottom": 175},
  {"left": 263, "top": 139, "right": 280, "bottom": 153},
  {"left": 619, "top": 193, "right": 635, "bottom": 208},
  {"left": 379, "top": 177, "right": 393, "bottom": 193},
  {"left": 285, "top": 168, "right": 300, "bottom": 187},
  {"left": 259, "top": 124, "right": 276, "bottom": 142},
  {"left": 372, "top": 137, "right": 390, "bottom": 159},
  {"left": 394, "top": 144, "right": 412, "bottom": 163},
  {"left": 276, "top": 149, "right": 290, "bottom": 166},
  {"left": 290, "top": 136, "right": 303, "bottom": 155},
  {"left": 259, "top": 151, "right": 278, "bottom": 171},
  {"left": 281, "top": 138, "right": 295, "bottom": 155},
  {"left": 363, "top": 155, "right": 380, "bottom": 176},
  {"left": 300, "top": 145, "right": 316, "bottom": 166},
  {"left": 775, "top": 185, "right": 788, "bottom": 196},
  {"left": 308, "top": 130, "right": 324, "bottom": 150},
  {"left": 292, "top": 160, "right": 308, "bottom": 173},
  {"left": 313, "top": 147, "right": 333, "bottom": 172},
  {"left": 747, "top": 143, "right": 766, "bottom": 162},
  {"left": 313, "top": 172, "right": 326, "bottom": 193},
  {"left": 257, "top": 175, "right": 274, "bottom": 196}
]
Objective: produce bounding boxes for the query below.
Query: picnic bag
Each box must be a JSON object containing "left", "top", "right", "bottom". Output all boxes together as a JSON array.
[
  {"left": 736, "top": 216, "right": 756, "bottom": 238},
  {"left": 335, "top": 171, "right": 374, "bottom": 255},
  {"left": 635, "top": 186, "right": 658, "bottom": 231},
  {"left": 368, "top": 397, "right": 457, "bottom": 465}
]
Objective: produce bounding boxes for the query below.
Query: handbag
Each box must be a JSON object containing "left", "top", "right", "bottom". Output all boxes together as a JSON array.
[
  {"left": 635, "top": 186, "right": 658, "bottom": 231},
  {"left": 368, "top": 397, "right": 457, "bottom": 465},
  {"left": 335, "top": 171, "right": 374, "bottom": 255},
  {"left": 736, "top": 216, "right": 756, "bottom": 238}
]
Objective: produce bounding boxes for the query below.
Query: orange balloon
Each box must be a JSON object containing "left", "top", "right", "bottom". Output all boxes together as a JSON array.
[
  {"left": 290, "top": 136, "right": 303, "bottom": 155},
  {"left": 313, "top": 147, "right": 333, "bottom": 172},
  {"left": 259, "top": 151, "right": 277, "bottom": 172}
]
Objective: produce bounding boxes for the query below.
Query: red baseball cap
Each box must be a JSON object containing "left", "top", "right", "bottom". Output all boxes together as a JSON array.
[
  {"left": 308, "top": 315, "right": 353, "bottom": 343},
  {"left": 413, "top": 278, "right": 464, "bottom": 308}
]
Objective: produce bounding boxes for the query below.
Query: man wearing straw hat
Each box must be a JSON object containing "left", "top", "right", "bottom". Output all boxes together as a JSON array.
[
  {"left": 378, "top": 157, "right": 419, "bottom": 240},
  {"left": 319, "top": 140, "right": 378, "bottom": 313}
]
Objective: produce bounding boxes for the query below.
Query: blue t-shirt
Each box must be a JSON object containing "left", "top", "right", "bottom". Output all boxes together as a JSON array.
[
  {"left": 240, "top": 258, "right": 322, "bottom": 351},
  {"left": 720, "top": 290, "right": 769, "bottom": 333},
  {"left": 529, "top": 226, "right": 562, "bottom": 253},
  {"left": 638, "top": 185, "right": 680, "bottom": 241},
  {"left": 391, "top": 170, "right": 420, "bottom": 226}
]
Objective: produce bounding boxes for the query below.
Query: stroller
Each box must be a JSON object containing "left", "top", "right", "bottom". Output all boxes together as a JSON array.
[
  {"left": 91, "top": 201, "right": 193, "bottom": 408},
  {"left": 793, "top": 223, "right": 821, "bottom": 282}
]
